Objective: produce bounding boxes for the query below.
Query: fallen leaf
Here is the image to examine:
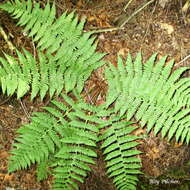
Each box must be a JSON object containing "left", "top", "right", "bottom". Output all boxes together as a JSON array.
[
  {"left": 0, "top": 150, "right": 9, "bottom": 159},
  {"left": 159, "top": 0, "right": 170, "bottom": 8},
  {"left": 118, "top": 47, "right": 129, "bottom": 57},
  {"left": 3, "top": 174, "right": 13, "bottom": 182},
  {"left": 174, "top": 142, "right": 183, "bottom": 148},
  {"left": 159, "top": 22, "right": 174, "bottom": 35}
]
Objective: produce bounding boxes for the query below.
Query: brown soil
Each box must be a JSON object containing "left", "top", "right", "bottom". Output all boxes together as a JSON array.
[{"left": 0, "top": 0, "right": 190, "bottom": 190}]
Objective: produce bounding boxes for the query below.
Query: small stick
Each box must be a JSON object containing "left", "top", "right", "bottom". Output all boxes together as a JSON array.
[
  {"left": 18, "top": 99, "right": 31, "bottom": 120},
  {"left": 90, "top": 26, "right": 125, "bottom": 34},
  {"left": 84, "top": 87, "right": 94, "bottom": 105},
  {"left": 0, "top": 25, "right": 15, "bottom": 52},
  {"left": 0, "top": 96, "right": 11, "bottom": 106},
  {"left": 120, "top": 0, "right": 155, "bottom": 28},
  {"left": 124, "top": 0, "right": 134, "bottom": 11},
  {"left": 89, "top": 0, "right": 155, "bottom": 33},
  {"left": 178, "top": 54, "right": 190, "bottom": 65}
]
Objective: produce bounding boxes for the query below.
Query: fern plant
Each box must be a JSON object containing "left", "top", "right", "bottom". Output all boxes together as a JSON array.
[
  {"left": 105, "top": 53, "right": 190, "bottom": 144},
  {"left": 0, "top": 1, "right": 142, "bottom": 189},
  {"left": 2, "top": 0, "right": 190, "bottom": 190},
  {"left": 0, "top": 0, "right": 82, "bottom": 53},
  {"left": 8, "top": 92, "right": 141, "bottom": 190},
  {"left": 0, "top": 0, "right": 105, "bottom": 97}
]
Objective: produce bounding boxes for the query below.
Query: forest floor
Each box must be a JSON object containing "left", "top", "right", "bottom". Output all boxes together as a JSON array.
[{"left": 0, "top": 0, "right": 190, "bottom": 190}]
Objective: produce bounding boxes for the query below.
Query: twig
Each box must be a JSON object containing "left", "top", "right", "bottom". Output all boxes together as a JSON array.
[
  {"left": 120, "top": 0, "right": 155, "bottom": 28},
  {"left": 182, "top": 0, "right": 190, "bottom": 13},
  {"left": 178, "top": 54, "right": 190, "bottom": 66},
  {"left": 32, "top": 41, "right": 36, "bottom": 59},
  {"left": 141, "top": 0, "right": 157, "bottom": 43},
  {"left": 0, "top": 25, "right": 15, "bottom": 52},
  {"left": 0, "top": 96, "right": 11, "bottom": 106},
  {"left": 89, "top": 26, "right": 125, "bottom": 34},
  {"left": 18, "top": 99, "right": 31, "bottom": 120},
  {"left": 124, "top": 0, "right": 134, "bottom": 11},
  {"left": 84, "top": 87, "right": 94, "bottom": 105},
  {"left": 87, "top": 0, "right": 155, "bottom": 33}
]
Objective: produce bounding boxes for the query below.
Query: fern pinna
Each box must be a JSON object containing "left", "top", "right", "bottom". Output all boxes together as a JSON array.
[
  {"left": 106, "top": 53, "right": 190, "bottom": 144},
  {"left": 0, "top": 0, "right": 105, "bottom": 96}
]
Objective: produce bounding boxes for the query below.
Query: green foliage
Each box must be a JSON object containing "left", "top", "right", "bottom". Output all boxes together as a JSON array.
[
  {"left": 0, "top": 0, "right": 105, "bottom": 97},
  {"left": 36, "top": 158, "right": 52, "bottom": 181},
  {"left": 0, "top": 47, "right": 103, "bottom": 100},
  {"left": 106, "top": 53, "right": 190, "bottom": 144},
  {"left": 1, "top": 0, "right": 190, "bottom": 189},
  {"left": 9, "top": 94, "right": 99, "bottom": 189},
  {"left": 8, "top": 93, "right": 142, "bottom": 190},
  {"left": 0, "top": 49, "right": 59, "bottom": 100},
  {"left": 0, "top": 1, "right": 142, "bottom": 189},
  {"left": 0, "top": 0, "right": 81, "bottom": 53},
  {"left": 100, "top": 119, "right": 142, "bottom": 190},
  {"left": 7, "top": 0, "right": 190, "bottom": 189}
]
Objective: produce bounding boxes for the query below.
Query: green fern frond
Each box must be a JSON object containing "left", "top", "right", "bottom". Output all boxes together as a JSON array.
[
  {"left": 0, "top": 1, "right": 105, "bottom": 95},
  {"left": 8, "top": 94, "right": 105, "bottom": 189},
  {"left": 106, "top": 53, "right": 190, "bottom": 144},
  {"left": 0, "top": 51, "right": 30, "bottom": 98},
  {"left": 100, "top": 119, "right": 142, "bottom": 190}
]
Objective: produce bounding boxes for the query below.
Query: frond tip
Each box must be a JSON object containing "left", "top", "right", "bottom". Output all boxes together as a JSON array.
[{"left": 100, "top": 118, "right": 142, "bottom": 190}]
